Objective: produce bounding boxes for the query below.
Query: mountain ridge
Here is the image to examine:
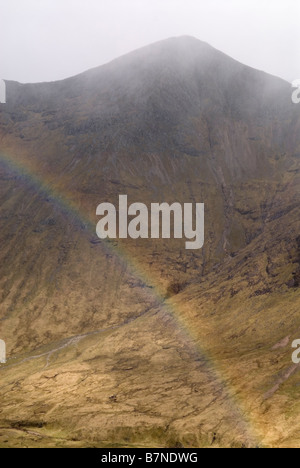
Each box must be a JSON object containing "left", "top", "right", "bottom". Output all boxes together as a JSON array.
[{"left": 0, "top": 37, "right": 300, "bottom": 448}]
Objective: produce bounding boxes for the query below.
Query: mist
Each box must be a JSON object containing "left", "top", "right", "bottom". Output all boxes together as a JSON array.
[{"left": 0, "top": 0, "right": 299, "bottom": 84}]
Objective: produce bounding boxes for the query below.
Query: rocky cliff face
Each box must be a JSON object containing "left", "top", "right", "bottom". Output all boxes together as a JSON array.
[{"left": 0, "top": 37, "right": 299, "bottom": 447}]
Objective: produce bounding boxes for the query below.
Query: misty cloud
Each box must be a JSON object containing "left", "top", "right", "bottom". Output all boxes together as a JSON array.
[{"left": 0, "top": 0, "right": 299, "bottom": 83}]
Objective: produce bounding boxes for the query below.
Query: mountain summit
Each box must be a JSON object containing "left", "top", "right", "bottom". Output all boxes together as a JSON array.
[{"left": 0, "top": 38, "right": 300, "bottom": 448}]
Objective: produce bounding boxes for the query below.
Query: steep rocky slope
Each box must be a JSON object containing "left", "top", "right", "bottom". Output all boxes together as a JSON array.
[{"left": 0, "top": 36, "right": 299, "bottom": 447}]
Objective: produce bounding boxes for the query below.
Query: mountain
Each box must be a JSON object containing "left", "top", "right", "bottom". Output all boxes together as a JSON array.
[{"left": 0, "top": 36, "right": 299, "bottom": 448}]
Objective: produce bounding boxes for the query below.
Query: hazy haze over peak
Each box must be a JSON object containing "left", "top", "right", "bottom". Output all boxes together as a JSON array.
[{"left": 0, "top": 0, "right": 299, "bottom": 84}]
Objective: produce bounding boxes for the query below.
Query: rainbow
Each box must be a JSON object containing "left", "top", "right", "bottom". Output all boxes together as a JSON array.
[{"left": 0, "top": 148, "right": 262, "bottom": 446}]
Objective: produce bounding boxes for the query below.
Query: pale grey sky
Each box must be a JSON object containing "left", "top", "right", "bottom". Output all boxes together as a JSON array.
[{"left": 0, "top": 0, "right": 299, "bottom": 84}]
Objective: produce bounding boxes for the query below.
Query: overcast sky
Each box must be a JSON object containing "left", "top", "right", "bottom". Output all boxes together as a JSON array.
[{"left": 0, "top": 0, "right": 299, "bottom": 84}]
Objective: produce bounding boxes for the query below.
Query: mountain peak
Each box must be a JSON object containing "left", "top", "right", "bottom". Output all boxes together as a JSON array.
[
  {"left": 103, "top": 34, "right": 216, "bottom": 68},
  {"left": 148, "top": 35, "right": 212, "bottom": 48}
]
